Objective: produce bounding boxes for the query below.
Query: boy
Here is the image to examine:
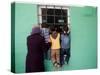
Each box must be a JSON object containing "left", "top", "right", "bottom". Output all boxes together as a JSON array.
[{"left": 61, "top": 26, "right": 70, "bottom": 65}]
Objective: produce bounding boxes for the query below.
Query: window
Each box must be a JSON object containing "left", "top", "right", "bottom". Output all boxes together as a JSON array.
[{"left": 38, "top": 5, "right": 70, "bottom": 28}]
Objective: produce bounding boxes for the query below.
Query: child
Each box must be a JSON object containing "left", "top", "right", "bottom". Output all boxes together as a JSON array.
[
  {"left": 41, "top": 24, "right": 51, "bottom": 60},
  {"left": 61, "top": 26, "right": 70, "bottom": 65},
  {"left": 50, "top": 29, "right": 61, "bottom": 68},
  {"left": 41, "top": 24, "right": 50, "bottom": 43}
]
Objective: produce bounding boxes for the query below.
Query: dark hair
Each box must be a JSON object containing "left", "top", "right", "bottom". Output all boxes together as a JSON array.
[
  {"left": 63, "top": 25, "right": 69, "bottom": 32},
  {"left": 41, "top": 23, "right": 48, "bottom": 28},
  {"left": 50, "top": 26, "right": 55, "bottom": 32}
]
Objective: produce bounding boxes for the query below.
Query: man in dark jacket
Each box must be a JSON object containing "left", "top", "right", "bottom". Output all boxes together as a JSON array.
[{"left": 26, "top": 26, "right": 49, "bottom": 73}]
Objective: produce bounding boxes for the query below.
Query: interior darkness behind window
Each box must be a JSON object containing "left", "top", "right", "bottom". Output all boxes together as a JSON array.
[{"left": 41, "top": 8, "right": 68, "bottom": 27}]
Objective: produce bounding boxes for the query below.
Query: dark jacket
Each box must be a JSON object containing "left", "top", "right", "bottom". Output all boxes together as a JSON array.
[{"left": 26, "top": 33, "right": 48, "bottom": 72}]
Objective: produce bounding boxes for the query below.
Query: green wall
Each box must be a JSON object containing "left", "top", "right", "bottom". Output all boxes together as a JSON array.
[
  {"left": 14, "top": 3, "right": 38, "bottom": 73},
  {"left": 69, "top": 6, "right": 97, "bottom": 69},
  {"left": 13, "top": 3, "right": 97, "bottom": 73}
]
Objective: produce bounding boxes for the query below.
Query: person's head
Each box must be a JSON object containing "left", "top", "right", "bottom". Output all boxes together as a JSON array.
[
  {"left": 51, "top": 30, "right": 58, "bottom": 39},
  {"left": 63, "top": 25, "right": 69, "bottom": 34},
  {"left": 31, "top": 26, "right": 41, "bottom": 35},
  {"left": 41, "top": 23, "right": 48, "bottom": 28},
  {"left": 52, "top": 27, "right": 58, "bottom": 36},
  {"left": 51, "top": 27, "right": 57, "bottom": 34},
  {"left": 52, "top": 30, "right": 57, "bottom": 35}
]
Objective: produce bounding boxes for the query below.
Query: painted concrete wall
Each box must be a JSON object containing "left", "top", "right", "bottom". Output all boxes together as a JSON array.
[
  {"left": 15, "top": 3, "right": 38, "bottom": 73},
  {"left": 67, "top": 6, "right": 97, "bottom": 70},
  {"left": 13, "top": 3, "right": 97, "bottom": 73}
]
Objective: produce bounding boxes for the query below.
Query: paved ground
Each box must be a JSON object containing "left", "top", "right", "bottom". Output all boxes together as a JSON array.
[{"left": 44, "top": 59, "right": 71, "bottom": 72}]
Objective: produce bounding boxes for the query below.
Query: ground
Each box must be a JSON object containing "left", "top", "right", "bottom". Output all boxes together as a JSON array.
[{"left": 44, "top": 59, "right": 71, "bottom": 72}]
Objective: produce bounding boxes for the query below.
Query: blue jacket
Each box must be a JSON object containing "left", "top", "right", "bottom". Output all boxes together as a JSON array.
[{"left": 61, "top": 34, "right": 70, "bottom": 49}]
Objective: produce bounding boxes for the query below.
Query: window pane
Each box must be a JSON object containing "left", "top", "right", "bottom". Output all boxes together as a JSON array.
[
  {"left": 42, "top": 16, "right": 47, "bottom": 23},
  {"left": 62, "top": 17, "right": 67, "bottom": 23},
  {"left": 55, "top": 16, "right": 63, "bottom": 23},
  {"left": 42, "top": 8, "right": 47, "bottom": 16},
  {"left": 55, "top": 9, "right": 62, "bottom": 15},
  {"left": 62, "top": 9, "right": 67, "bottom": 16},
  {"left": 47, "top": 16, "right": 54, "bottom": 23},
  {"left": 47, "top": 9, "right": 54, "bottom": 15}
]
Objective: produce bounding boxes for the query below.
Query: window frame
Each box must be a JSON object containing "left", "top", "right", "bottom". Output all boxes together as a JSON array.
[{"left": 38, "top": 5, "right": 70, "bottom": 27}]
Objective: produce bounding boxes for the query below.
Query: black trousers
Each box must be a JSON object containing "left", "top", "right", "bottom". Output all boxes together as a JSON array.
[{"left": 60, "top": 48, "right": 70, "bottom": 65}]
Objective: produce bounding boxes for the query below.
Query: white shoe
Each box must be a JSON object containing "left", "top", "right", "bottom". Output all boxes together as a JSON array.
[{"left": 64, "top": 55, "right": 67, "bottom": 61}]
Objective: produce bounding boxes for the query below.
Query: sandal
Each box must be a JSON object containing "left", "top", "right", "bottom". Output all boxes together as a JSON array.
[
  {"left": 56, "top": 63, "right": 61, "bottom": 68},
  {"left": 53, "top": 62, "right": 57, "bottom": 67}
]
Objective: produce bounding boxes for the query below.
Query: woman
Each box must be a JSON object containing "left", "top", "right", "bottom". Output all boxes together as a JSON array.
[{"left": 26, "top": 26, "right": 48, "bottom": 72}]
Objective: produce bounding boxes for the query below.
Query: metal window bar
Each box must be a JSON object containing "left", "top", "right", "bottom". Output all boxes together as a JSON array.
[{"left": 38, "top": 5, "right": 70, "bottom": 26}]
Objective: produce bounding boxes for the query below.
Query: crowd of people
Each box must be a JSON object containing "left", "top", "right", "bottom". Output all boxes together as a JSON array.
[{"left": 26, "top": 24, "right": 70, "bottom": 72}]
